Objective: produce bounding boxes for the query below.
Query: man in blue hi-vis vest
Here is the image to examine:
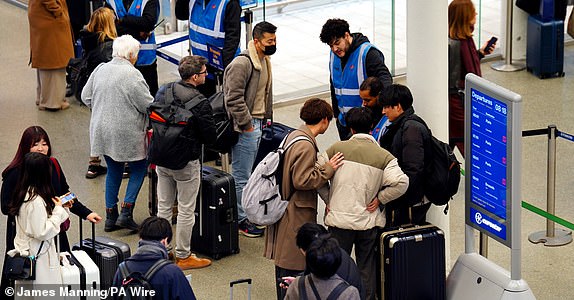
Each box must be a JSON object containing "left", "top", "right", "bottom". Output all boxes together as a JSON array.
[
  {"left": 176, "top": 0, "right": 241, "bottom": 98},
  {"left": 106, "top": 0, "right": 160, "bottom": 96},
  {"left": 320, "top": 18, "right": 392, "bottom": 141}
]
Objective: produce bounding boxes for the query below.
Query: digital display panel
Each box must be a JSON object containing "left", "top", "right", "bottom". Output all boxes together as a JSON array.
[{"left": 465, "top": 80, "right": 519, "bottom": 247}]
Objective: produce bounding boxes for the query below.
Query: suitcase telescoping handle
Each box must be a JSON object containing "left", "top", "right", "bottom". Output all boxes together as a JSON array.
[
  {"left": 229, "top": 278, "right": 252, "bottom": 300},
  {"left": 78, "top": 215, "right": 96, "bottom": 254}
]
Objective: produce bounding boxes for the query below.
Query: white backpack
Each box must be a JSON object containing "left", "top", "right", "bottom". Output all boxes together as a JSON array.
[{"left": 242, "top": 133, "right": 311, "bottom": 226}]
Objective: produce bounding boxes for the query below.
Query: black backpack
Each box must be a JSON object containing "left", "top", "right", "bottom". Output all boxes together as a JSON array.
[
  {"left": 206, "top": 53, "right": 255, "bottom": 154},
  {"left": 147, "top": 83, "right": 204, "bottom": 170},
  {"left": 116, "top": 259, "right": 171, "bottom": 300},
  {"left": 404, "top": 116, "right": 461, "bottom": 208}
]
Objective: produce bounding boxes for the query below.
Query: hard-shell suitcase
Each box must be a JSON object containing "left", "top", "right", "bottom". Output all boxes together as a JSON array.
[
  {"left": 191, "top": 166, "right": 239, "bottom": 259},
  {"left": 230, "top": 278, "right": 252, "bottom": 300},
  {"left": 526, "top": 15, "right": 564, "bottom": 79},
  {"left": 60, "top": 250, "right": 100, "bottom": 300},
  {"left": 379, "top": 223, "right": 446, "bottom": 300},
  {"left": 252, "top": 122, "right": 294, "bottom": 171},
  {"left": 72, "top": 219, "right": 131, "bottom": 290}
]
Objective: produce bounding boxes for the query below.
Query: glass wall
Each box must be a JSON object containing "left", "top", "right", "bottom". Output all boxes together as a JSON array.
[{"left": 157, "top": 0, "right": 502, "bottom": 102}]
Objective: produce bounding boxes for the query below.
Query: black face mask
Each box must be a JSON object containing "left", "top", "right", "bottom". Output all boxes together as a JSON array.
[{"left": 263, "top": 44, "right": 277, "bottom": 56}]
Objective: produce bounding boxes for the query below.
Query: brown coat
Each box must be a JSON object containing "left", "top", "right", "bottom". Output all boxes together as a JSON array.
[
  {"left": 264, "top": 125, "right": 335, "bottom": 271},
  {"left": 28, "top": 0, "right": 74, "bottom": 69}
]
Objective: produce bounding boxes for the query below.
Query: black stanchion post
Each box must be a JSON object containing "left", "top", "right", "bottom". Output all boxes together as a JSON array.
[{"left": 244, "top": 9, "right": 253, "bottom": 49}]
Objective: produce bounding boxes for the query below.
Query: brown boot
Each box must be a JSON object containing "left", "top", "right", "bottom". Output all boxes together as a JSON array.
[{"left": 176, "top": 254, "right": 211, "bottom": 270}]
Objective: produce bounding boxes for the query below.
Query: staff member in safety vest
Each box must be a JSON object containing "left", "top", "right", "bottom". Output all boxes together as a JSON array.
[
  {"left": 320, "top": 18, "right": 392, "bottom": 141},
  {"left": 106, "top": 0, "right": 160, "bottom": 96},
  {"left": 176, "top": 0, "right": 241, "bottom": 98}
]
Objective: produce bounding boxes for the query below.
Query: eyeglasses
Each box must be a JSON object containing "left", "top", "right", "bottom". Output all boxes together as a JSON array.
[{"left": 196, "top": 70, "right": 208, "bottom": 75}]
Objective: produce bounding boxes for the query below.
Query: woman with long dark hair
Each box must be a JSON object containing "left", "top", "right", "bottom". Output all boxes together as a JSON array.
[
  {"left": 0, "top": 126, "right": 102, "bottom": 297},
  {"left": 7, "top": 152, "right": 69, "bottom": 291}
]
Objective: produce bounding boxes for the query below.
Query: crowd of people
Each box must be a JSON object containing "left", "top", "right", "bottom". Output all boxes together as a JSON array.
[{"left": 0, "top": 0, "right": 492, "bottom": 299}]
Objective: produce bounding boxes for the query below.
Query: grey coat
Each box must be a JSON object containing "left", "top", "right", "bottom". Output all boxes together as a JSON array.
[
  {"left": 82, "top": 57, "right": 154, "bottom": 161},
  {"left": 223, "top": 40, "right": 273, "bottom": 132}
]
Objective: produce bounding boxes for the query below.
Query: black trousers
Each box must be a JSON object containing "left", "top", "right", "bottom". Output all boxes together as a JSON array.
[
  {"left": 135, "top": 61, "right": 159, "bottom": 97},
  {"left": 275, "top": 265, "right": 303, "bottom": 300},
  {"left": 329, "top": 227, "right": 378, "bottom": 300},
  {"left": 384, "top": 202, "right": 432, "bottom": 228}
]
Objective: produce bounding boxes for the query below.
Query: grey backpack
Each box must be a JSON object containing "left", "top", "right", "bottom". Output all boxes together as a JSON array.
[{"left": 242, "top": 133, "right": 311, "bottom": 226}]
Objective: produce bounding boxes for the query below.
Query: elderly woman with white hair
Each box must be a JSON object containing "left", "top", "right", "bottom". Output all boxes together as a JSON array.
[{"left": 82, "top": 34, "right": 154, "bottom": 233}]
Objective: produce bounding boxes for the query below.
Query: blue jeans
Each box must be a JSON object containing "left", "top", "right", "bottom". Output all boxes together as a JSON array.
[
  {"left": 231, "top": 119, "right": 262, "bottom": 222},
  {"left": 104, "top": 156, "right": 147, "bottom": 209}
]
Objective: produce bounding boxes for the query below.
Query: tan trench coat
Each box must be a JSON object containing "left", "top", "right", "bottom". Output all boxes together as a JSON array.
[
  {"left": 264, "top": 125, "right": 335, "bottom": 271},
  {"left": 28, "top": 0, "right": 74, "bottom": 69}
]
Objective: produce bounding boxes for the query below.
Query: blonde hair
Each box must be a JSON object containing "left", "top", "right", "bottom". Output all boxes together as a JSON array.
[
  {"left": 448, "top": 0, "right": 476, "bottom": 39},
  {"left": 86, "top": 7, "right": 118, "bottom": 43}
]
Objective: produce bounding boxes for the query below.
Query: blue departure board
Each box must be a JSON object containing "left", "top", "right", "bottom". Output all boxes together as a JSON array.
[{"left": 465, "top": 74, "right": 522, "bottom": 248}]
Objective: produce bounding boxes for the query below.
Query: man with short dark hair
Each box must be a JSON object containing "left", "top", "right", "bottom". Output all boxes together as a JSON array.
[
  {"left": 112, "top": 216, "right": 196, "bottom": 300},
  {"left": 224, "top": 21, "right": 277, "bottom": 237},
  {"left": 320, "top": 107, "right": 408, "bottom": 300},
  {"left": 154, "top": 55, "right": 216, "bottom": 270},
  {"left": 379, "top": 84, "right": 432, "bottom": 226},
  {"left": 320, "top": 18, "right": 392, "bottom": 141},
  {"left": 284, "top": 237, "right": 361, "bottom": 299}
]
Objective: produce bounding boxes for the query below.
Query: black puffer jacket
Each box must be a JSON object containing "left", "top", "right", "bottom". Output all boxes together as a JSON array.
[
  {"left": 153, "top": 81, "right": 216, "bottom": 162},
  {"left": 379, "top": 106, "right": 431, "bottom": 210}
]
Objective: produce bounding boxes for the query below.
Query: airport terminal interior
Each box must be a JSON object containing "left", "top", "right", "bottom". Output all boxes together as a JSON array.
[{"left": 1, "top": 0, "right": 574, "bottom": 299}]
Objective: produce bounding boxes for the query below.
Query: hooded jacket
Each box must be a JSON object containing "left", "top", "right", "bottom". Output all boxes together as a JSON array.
[
  {"left": 112, "top": 240, "right": 196, "bottom": 300},
  {"left": 329, "top": 33, "right": 392, "bottom": 119}
]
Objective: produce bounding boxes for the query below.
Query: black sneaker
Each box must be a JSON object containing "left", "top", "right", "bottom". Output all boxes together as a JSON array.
[
  {"left": 238, "top": 220, "right": 264, "bottom": 237},
  {"left": 86, "top": 165, "right": 107, "bottom": 179}
]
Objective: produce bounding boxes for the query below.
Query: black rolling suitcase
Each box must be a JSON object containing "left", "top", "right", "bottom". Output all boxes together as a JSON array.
[
  {"left": 72, "top": 218, "right": 131, "bottom": 290},
  {"left": 252, "top": 122, "right": 294, "bottom": 170},
  {"left": 379, "top": 223, "right": 445, "bottom": 300},
  {"left": 191, "top": 166, "right": 239, "bottom": 260}
]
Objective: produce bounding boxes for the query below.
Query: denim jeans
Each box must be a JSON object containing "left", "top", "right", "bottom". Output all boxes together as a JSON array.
[
  {"left": 156, "top": 160, "right": 201, "bottom": 259},
  {"left": 231, "top": 118, "right": 262, "bottom": 222},
  {"left": 104, "top": 156, "right": 147, "bottom": 209}
]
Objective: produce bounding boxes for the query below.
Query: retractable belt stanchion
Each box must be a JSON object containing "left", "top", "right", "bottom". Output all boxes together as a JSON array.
[
  {"left": 527, "top": 125, "right": 573, "bottom": 246},
  {"left": 491, "top": 0, "right": 526, "bottom": 72}
]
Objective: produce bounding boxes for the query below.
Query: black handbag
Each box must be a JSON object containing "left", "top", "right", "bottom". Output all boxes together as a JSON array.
[{"left": 4, "top": 241, "right": 44, "bottom": 281}]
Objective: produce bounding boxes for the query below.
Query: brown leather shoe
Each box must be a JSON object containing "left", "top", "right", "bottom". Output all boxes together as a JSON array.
[{"left": 176, "top": 254, "right": 211, "bottom": 270}]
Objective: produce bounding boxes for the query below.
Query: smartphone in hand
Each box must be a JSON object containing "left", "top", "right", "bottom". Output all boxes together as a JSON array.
[
  {"left": 58, "top": 192, "right": 77, "bottom": 206},
  {"left": 485, "top": 36, "right": 497, "bottom": 54}
]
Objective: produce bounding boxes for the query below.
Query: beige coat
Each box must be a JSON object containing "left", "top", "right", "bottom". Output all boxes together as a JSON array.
[
  {"left": 28, "top": 0, "right": 74, "bottom": 69},
  {"left": 264, "top": 125, "right": 335, "bottom": 271},
  {"left": 223, "top": 40, "right": 273, "bottom": 132}
]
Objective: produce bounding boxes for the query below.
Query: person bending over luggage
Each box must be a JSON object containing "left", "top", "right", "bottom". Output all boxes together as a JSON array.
[
  {"left": 82, "top": 35, "right": 154, "bottom": 233},
  {"left": 0, "top": 126, "right": 103, "bottom": 299},
  {"left": 264, "top": 98, "right": 344, "bottom": 300},
  {"left": 153, "top": 55, "right": 216, "bottom": 270},
  {"left": 6, "top": 152, "right": 71, "bottom": 294},
  {"left": 285, "top": 236, "right": 360, "bottom": 299},
  {"left": 280, "top": 223, "right": 365, "bottom": 299},
  {"left": 319, "top": 107, "right": 409, "bottom": 300},
  {"left": 112, "top": 216, "right": 196, "bottom": 300},
  {"left": 78, "top": 7, "right": 117, "bottom": 179},
  {"left": 378, "top": 84, "right": 432, "bottom": 226}
]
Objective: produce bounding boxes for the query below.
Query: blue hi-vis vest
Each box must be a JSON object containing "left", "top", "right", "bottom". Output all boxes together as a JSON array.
[
  {"left": 330, "top": 42, "right": 373, "bottom": 127},
  {"left": 107, "top": 0, "right": 158, "bottom": 66},
  {"left": 189, "top": 0, "right": 240, "bottom": 61},
  {"left": 371, "top": 115, "right": 390, "bottom": 143}
]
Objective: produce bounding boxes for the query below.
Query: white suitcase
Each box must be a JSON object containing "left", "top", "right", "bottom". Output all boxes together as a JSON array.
[{"left": 60, "top": 250, "right": 101, "bottom": 300}]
